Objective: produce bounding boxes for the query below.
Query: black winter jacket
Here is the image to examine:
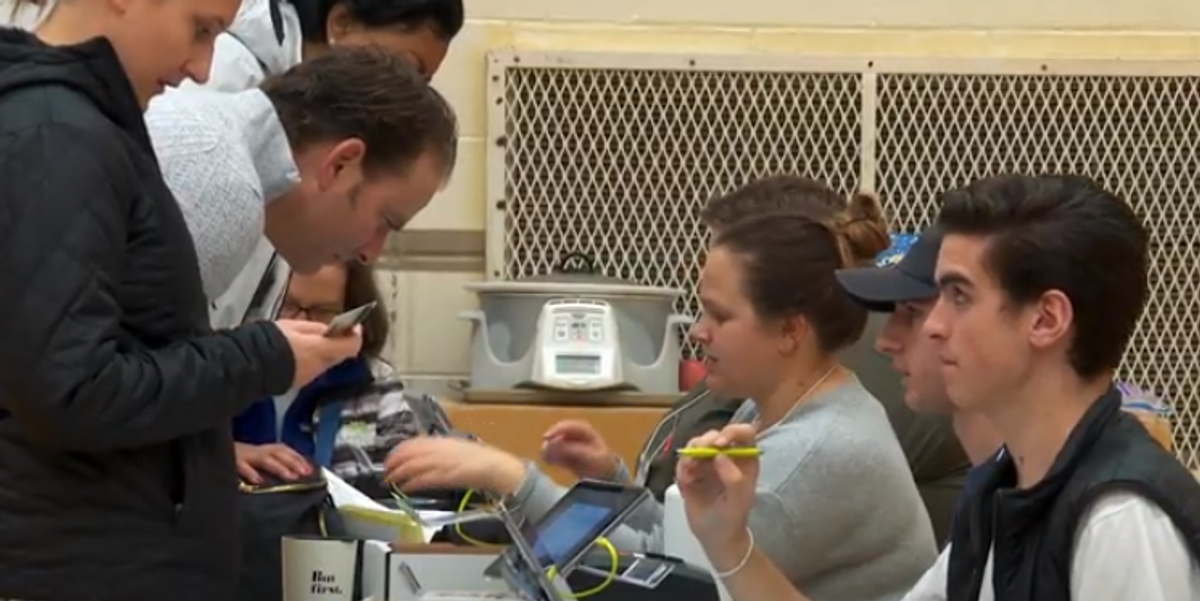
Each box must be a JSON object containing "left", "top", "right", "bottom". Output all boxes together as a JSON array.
[{"left": 0, "top": 30, "right": 295, "bottom": 601}]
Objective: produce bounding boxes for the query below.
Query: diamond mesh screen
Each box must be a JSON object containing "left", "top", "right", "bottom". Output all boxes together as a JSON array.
[
  {"left": 875, "top": 73, "right": 1200, "bottom": 465},
  {"left": 497, "top": 66, "right": 863, "bottom": 354},
  {"left": 490, "top": 55, "right": 1200, "bottom": 466}
]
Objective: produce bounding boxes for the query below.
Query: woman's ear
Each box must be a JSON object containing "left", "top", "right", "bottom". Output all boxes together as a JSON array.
[{"left": 776, "top": 315, "right": 809, "bottom": 355}]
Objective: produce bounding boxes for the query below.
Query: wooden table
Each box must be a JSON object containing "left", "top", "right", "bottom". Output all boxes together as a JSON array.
[{"left": 442, "top": 397, "right": 670, "bottom": 485}]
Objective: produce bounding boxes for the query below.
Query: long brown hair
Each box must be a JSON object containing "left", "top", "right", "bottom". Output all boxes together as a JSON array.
[{"left": 343, "top": 261, "right": 390, "bottom": 359}]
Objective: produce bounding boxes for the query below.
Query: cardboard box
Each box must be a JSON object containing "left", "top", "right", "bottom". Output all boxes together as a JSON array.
[{"left": 361, "top": 541, "right": 507, "bottom": 601}]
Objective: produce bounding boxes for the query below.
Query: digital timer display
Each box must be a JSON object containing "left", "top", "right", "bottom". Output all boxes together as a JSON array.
[{"left": 555, "top": 354, "right": 601, "bottom": 375}]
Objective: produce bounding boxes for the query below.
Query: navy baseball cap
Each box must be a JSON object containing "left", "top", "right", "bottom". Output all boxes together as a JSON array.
[{"left": 835, "top": 229, "right": 943, "bottom": 312}]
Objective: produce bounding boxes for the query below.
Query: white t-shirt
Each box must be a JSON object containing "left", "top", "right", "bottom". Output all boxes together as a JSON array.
[
  {"left": 902, "top": 491, "right": 1200, "bottom": 601},
  {"left": 0, "top": 0, "right": 54, "bottom": 30}
]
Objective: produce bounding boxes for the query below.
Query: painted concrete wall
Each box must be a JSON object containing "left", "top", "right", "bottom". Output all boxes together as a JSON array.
[{"left": 382, "top": 0, "right": 1200, "bottom": 389}]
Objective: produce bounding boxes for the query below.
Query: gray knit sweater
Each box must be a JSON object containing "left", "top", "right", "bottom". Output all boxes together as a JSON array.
[
  {"left": 509, "top": 376, "right": 938, "bottom": 601},
  {"left": 145, "top": 88, "right": 299, "bottom": 328}
]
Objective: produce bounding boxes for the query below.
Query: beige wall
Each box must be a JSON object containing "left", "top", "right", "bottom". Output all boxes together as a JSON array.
[{"left": 382, "top": 0, "right": 1200, "bottom": 388}]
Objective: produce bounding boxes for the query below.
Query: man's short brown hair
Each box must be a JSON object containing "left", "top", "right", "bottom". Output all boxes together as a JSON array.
[{"left": 261, "top": 45, "right": 459, "bottom": 180}]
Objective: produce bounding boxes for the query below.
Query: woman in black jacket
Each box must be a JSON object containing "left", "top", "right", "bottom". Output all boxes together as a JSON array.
[{"left": 0, "top": 2, "right": 363, "bottom": 601}]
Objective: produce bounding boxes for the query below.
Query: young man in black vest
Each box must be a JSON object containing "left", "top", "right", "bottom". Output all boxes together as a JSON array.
[{"left": 675, "top": 173, "right": 1200, "bottom": 601}]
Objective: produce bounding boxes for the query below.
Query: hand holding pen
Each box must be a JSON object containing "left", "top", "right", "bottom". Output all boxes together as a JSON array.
[
  {"left": 674, "top": 424, "right": 760, "bottom": 555},
  {"left": 676, "top": 446, "right": 762, "bottom": 459}
]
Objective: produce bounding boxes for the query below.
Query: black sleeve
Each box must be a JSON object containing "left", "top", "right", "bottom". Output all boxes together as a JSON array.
[{"left": 0, "top": 123, "right": 295, "bottom": 451}]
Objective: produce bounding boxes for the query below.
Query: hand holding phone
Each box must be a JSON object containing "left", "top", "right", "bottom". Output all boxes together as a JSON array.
[
  {"left": 275, "top": 319, "right": 363, "bottom": 388},
  {"left": 324, "top": 301, "right": 377, "bottom": 337}
]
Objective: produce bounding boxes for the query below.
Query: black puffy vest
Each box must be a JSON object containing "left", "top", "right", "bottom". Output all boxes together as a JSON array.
[{"left": 946, "top": 386, "right": 1200, "bottom": 601}]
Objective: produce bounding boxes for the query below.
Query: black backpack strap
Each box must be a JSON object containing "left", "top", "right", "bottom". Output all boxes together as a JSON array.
[
  {"left": 223, "top": 0, "right": 287, "bottom": 77},
  {"left": 268, "top": 0, "right": 285, "bottom": 44}
]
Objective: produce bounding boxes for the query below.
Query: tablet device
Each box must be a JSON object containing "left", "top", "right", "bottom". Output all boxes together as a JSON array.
[
  {"left": 524, "top": 480, "right": 650, "bottom": 573},
  {"left": 486, "top": 480, "right": 652, "bottom": 601}
]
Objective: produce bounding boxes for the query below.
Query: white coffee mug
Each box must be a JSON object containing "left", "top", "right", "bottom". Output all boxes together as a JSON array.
[{"left": 282, "top": 535, "right": 363, "bottom": 601}]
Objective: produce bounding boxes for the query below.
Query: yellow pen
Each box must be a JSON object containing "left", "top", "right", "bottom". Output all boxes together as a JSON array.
[{"left": 676, "top": 446, "right": 762, "bottom": 459}]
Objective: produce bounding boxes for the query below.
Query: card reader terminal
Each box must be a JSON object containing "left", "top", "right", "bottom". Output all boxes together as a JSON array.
[{"left": 568, "top": 552, "right": 719, "bottom": 601}]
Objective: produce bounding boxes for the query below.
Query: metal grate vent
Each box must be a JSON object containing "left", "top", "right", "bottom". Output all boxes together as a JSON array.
[
  {"left": 874, "top": 72, "right": 1200, "bottom": 464},
  {"left": 487, "top": 53, "right": 1200, "bottom": 466},
  {"left": 495, "top": 65, "right": 862, "bottom": 346}
]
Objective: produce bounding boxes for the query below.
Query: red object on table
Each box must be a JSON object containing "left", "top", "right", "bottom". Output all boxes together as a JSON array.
[{"left": 679, "top": 359, "right": 708, "bottom": 391}]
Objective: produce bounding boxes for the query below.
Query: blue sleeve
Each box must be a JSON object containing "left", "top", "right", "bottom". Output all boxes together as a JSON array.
[{"left": 232, "top": 398, "right": 279, "bottom": 445}]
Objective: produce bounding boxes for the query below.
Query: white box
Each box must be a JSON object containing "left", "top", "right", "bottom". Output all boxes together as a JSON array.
[{"left": 362, "top": 541, "right": 509, "bottom": 601}]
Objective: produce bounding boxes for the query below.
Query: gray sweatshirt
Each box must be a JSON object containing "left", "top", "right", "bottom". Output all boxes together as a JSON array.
[
  {"left": 508, "top": 376, "right": 938, "bottom": 601},
  {"left": 145, "top": 88, "right": 300, "bottom": 327}
]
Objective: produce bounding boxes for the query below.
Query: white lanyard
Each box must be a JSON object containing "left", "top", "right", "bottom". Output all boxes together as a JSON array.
[{"left": 752, "top": 364, "right": 838, "bottom": 436}]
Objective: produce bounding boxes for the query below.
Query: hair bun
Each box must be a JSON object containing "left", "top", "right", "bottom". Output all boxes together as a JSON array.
[{"left": 837, "top": 191, "right": 891, "bottom": 266}]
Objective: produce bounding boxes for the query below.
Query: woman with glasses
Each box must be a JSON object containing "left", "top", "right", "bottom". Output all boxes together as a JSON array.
[{"left": 232, "top": 262, "right": 415, "bottom": 497}]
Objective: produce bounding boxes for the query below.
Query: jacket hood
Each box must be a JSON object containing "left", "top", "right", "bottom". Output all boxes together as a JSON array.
[
  {"left": 226, "top": 0, "right": 302, "bottom": 76},
  {"left": 0, "top": 28, "right": 147, "bottom": 144}
]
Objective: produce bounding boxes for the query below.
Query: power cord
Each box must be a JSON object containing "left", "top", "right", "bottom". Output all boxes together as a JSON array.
[
  {"left": 547, "top": 536, "right": 619, "bottom": 599},
  {"left": 452, "top": 488, "right": 502, "bottom": 547},
  {"left": 390, "top": 484, "right": 619, "bottom": 598}
]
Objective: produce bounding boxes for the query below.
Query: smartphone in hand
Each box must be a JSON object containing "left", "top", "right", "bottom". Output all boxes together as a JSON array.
[{"left": 324, "top": 301, "right": 377, "bottom": 337}]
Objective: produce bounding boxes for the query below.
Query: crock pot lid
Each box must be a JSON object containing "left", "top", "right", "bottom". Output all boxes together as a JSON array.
[
  {"left": 464, "top": 280, "right": 685, "bottom": 298},
  {"left": 468, "top": 251, "right": 683, "bottom": 296},
  {"left": 520, "top": 270, "right": 633, "bottom": 285},
  {"left": 520, "top": 251, "right": 634, "bottom": 286}
]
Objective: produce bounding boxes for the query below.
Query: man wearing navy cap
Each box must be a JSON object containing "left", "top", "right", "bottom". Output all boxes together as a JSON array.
[
  {"left": 837, "top": 230, "right": 1003, "bottom": 538},
  {"left": 837, "top": 224, "right": 1179, "bottom": 541}
]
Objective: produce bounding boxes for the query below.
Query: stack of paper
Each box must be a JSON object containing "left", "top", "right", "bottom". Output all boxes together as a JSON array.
[
  {"left": 323, "top": 468, "right": 428, "bottom": 543},
  {"left": 323, "top": 469, "right": 500, "bottom": 543}
]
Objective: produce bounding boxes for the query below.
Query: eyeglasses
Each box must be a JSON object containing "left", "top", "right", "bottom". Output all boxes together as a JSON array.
[{"left": 279, "top": 301, "right": 342, "bottom": 323}]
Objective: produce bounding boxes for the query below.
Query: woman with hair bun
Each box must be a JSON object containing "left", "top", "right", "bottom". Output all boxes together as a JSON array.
[{"left": 384, "top": 177, "right": 939, "bottom": 601}]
